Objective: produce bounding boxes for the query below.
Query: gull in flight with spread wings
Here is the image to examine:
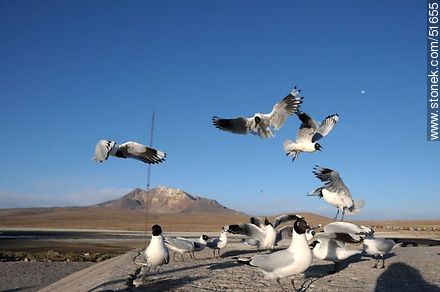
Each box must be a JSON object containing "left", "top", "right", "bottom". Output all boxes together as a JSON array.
[
  {"left": 284, "top": 111, "right": 339, "bottom": 161},
  {"left": 92, "top": 140, "right": 166, "bottom": 164},
  {"left": 213, "top": 87, "right": 303, "bottom": 139},
  {"left": 309, "top": 166, "right": 365, "bottom": 221}
]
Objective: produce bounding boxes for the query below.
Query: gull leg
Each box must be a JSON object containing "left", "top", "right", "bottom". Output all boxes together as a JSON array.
[
  {"left": 218, "top": 249, "right": 221, "bottom": 258},
  {"left": 276, "top": 278, "right": 287, "bottom": 292},
  {"left": 373, "top": 256, "right": 378, "bottom": 268},
  {"left": 381, "top": 256, "right": 386, "bottom": 269},
  {"left": 333, "top": 209, "right": 340, "bottom": 220},
  {"left": 341, "top": 209, "right": 345, "bottom": 222},
  {"left": 291, "top": 276, "right": 297, "bottom": 291}
]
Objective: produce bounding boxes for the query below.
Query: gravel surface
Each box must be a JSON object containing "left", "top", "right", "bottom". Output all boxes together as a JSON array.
[
  {"left": 0, "top": 261, "right": 94, "bottom": 291},
  {"left": 1, "top": 243, "right": 439, "bottom": 291},
  {"left": 133, "top": 243, "right": 440, "bottom": 292}
]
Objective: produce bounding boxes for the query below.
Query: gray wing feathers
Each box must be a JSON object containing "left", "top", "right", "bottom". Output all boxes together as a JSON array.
[
  {"left": 212, "top": 116, "right": 251, "bottom": 134},
  {"left": 313, "top": 166, "right": 351, "bottom": 198},
  {"left": 273, "top": 214, "right": 300, "bottom": 228},
  {"left": 121, "top": 142, "right": 166, "bottom": 164},
  {"left": 323, "top": 222, "right": 372, "bottom": 236},
  {"left": 225, "top": 224, "right": 265, "bottom": 241},
  {"left": 164, "top": 237, "right": 194, "bottom": 251},
  {"left": 268, "top": 91, "right": 303, "bottom": 130},
  {"left": 312, "top": 114, "right": 339, "bottom": 143},
  {"left": 93, "top": 140, "right": 116, "bottom": 162},
  {"left": 250, "top": 249, "right": 294, "bottom": 272},
  {"left": 296, "top": 112, "right": 319, "bottom": 141}
]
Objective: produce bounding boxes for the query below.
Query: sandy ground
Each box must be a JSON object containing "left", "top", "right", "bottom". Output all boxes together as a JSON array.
[{"left": 133, "top": 242, "right": 440, "bottom": 292}]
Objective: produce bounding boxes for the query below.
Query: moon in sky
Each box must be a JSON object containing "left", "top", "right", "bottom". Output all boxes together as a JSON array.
[{"left": 361, "top": 90, "right": 366, "bottom": 94}]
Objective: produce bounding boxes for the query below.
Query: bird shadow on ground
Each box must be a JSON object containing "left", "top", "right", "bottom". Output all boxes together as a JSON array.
[
  {"left": 131, "top": 275, "right": 207, "bottom": 292},
  {"left": 221, "top": 247, "right": 284, "bottom": 258},
  {"left": 3, "top": 287, "right": 37, "bottom": 292},
  {"left": 89, "top": 278, "right": 128, "bottom": 291},
  {"left": 304, "top": 254, "right": 370, "bottom": 277},
  {"left": 375, "top": 262, "right": 440, "bottom": 292},
  {"left": 150, "top": 262, "right": 212, "bottom": 276},
  {"left": 208, "top": 260, "right": 242, "bottom": 271}
]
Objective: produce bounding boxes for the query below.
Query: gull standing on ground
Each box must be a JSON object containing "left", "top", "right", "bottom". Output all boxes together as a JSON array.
[
  {"left": 92, "top": 140, "right": 166, "bottom": 164},
  {"left": 164, "top": 235, "right": 209, "bottom": 261},
  {"left": 212, "top": 86, "right": 303, "bottom": 139},
  {"left": 284, "top": 111, "right": 339, "bottom": 161},
  {"left": 236, "top": 215, "right": 313, "bottom": 291},
  {"left": 363, "top": 235, "right": 395, "bottom": 268},
  {"left": 133, "top": 224, "right": 169, "bottom": 286},
  {"left": 309, "top": 222, "right": 373, "bottom": 273},
  {"left": 136, "top": 225, "right": 169, "bottom": 271},
  {"left": 309, "top": 166, "right": 365, "bottom": 221},
  {"left": 207, "top": 229, "right": 228, "bottom": 258}
]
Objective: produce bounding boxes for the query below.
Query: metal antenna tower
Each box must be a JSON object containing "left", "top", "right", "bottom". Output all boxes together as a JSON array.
[{"left": 146, "top": 111, "right": 155, "bottom": 190}]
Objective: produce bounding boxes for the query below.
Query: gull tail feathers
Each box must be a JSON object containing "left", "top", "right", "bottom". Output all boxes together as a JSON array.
[
  {"left": 283, "top": 140, "right": 295, "bottom": 153},
  {"left": 346, "top": 199, "right": 365, "bottom": 215}
]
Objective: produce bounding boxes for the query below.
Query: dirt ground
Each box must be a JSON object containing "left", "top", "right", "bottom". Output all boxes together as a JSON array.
[
  {"left": 0, "top": 239, "right": 439, "bottom": 291},
  {"left": 0, "top": 261, "right": 94, "bottom": 291},
  {"left": 133, "top": 242, "right": 440, "bottom": 292}
]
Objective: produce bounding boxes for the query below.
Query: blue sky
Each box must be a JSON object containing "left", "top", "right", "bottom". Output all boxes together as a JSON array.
[{"left": 0, "top": 1, "right": 437, "bottom": 220}]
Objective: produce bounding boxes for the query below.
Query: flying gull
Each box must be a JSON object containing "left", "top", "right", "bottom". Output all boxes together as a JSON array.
[
  {"left": 309, "top": 166, "right": 365, "bottom": 221},
  {"left": 92, "top": 140, "right": 166, "bottom": 164},
  {"left": 212, "top": 86, "right": 303, "bottom": 139},
  {"left": 284, "top": 112, "right": 339, "bottom": 161}
]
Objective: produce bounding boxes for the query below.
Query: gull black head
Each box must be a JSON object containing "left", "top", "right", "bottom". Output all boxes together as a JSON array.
[
  {"left": 254, "top": 116, "right": 262, "bottom": 125},
  {"left": 264, "top": 217, "right": 272, "bottom": 226},
  {"left": 202, "top": 235, "right": 209, "bottom": 241},
  {"left": 315, "top": 143, "right": 323, "bottom": 152},
  {"left": 293, "top": 216, "right": 310, "bottom": 235},
  {"left": 151, "top": 224, "right": 163, "bottom": 236}
]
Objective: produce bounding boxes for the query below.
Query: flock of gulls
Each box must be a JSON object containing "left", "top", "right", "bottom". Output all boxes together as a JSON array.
[{"left": 91, "top": 86, "right": 395, "bottom": 291}]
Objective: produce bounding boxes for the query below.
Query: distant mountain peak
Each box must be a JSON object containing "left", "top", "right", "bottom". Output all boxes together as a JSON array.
[{"left": 95, "top": 186, "right": 241, "bottom": 214}]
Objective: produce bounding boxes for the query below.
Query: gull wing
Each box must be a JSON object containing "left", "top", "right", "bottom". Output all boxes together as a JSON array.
[
  {"left": 273, "top": 214, "right": 301, "bottom": 228},
  {"left": 212, "top": 116, "right": 252, "bottom": 135},
  {"left": 323, "top": 222, "right": 372, "bottom": 236},
  {"left": 225, "top": 223, "right": 265, "bottom": 242},
  {"left": 92, "top": 140, "right": 116, "bottom": 162},
  {"left": 313, "top": 166, "right": 351, "bottom": 198},
  {"left": 250, "top": 249, "right": 294, "bottom": 272},
  {"left": 164, "top": 237, "right": 194, "bottom": 252},
  {"left": 312, "top": 114, "right": 339, "bottom": 142},
  {"left": 120, "top": 141, "right": 166, "bottom": 164},
  {"left": 267, "top": 87, "right": 303, "bottom": 130},
  {"left": 295, "top": 112, "right": 319, "bottom": 142}
]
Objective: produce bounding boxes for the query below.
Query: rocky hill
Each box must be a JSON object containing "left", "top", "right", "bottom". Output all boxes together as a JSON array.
[{"left": 95, "top": 186, "right": 242, "bottom": 214}]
